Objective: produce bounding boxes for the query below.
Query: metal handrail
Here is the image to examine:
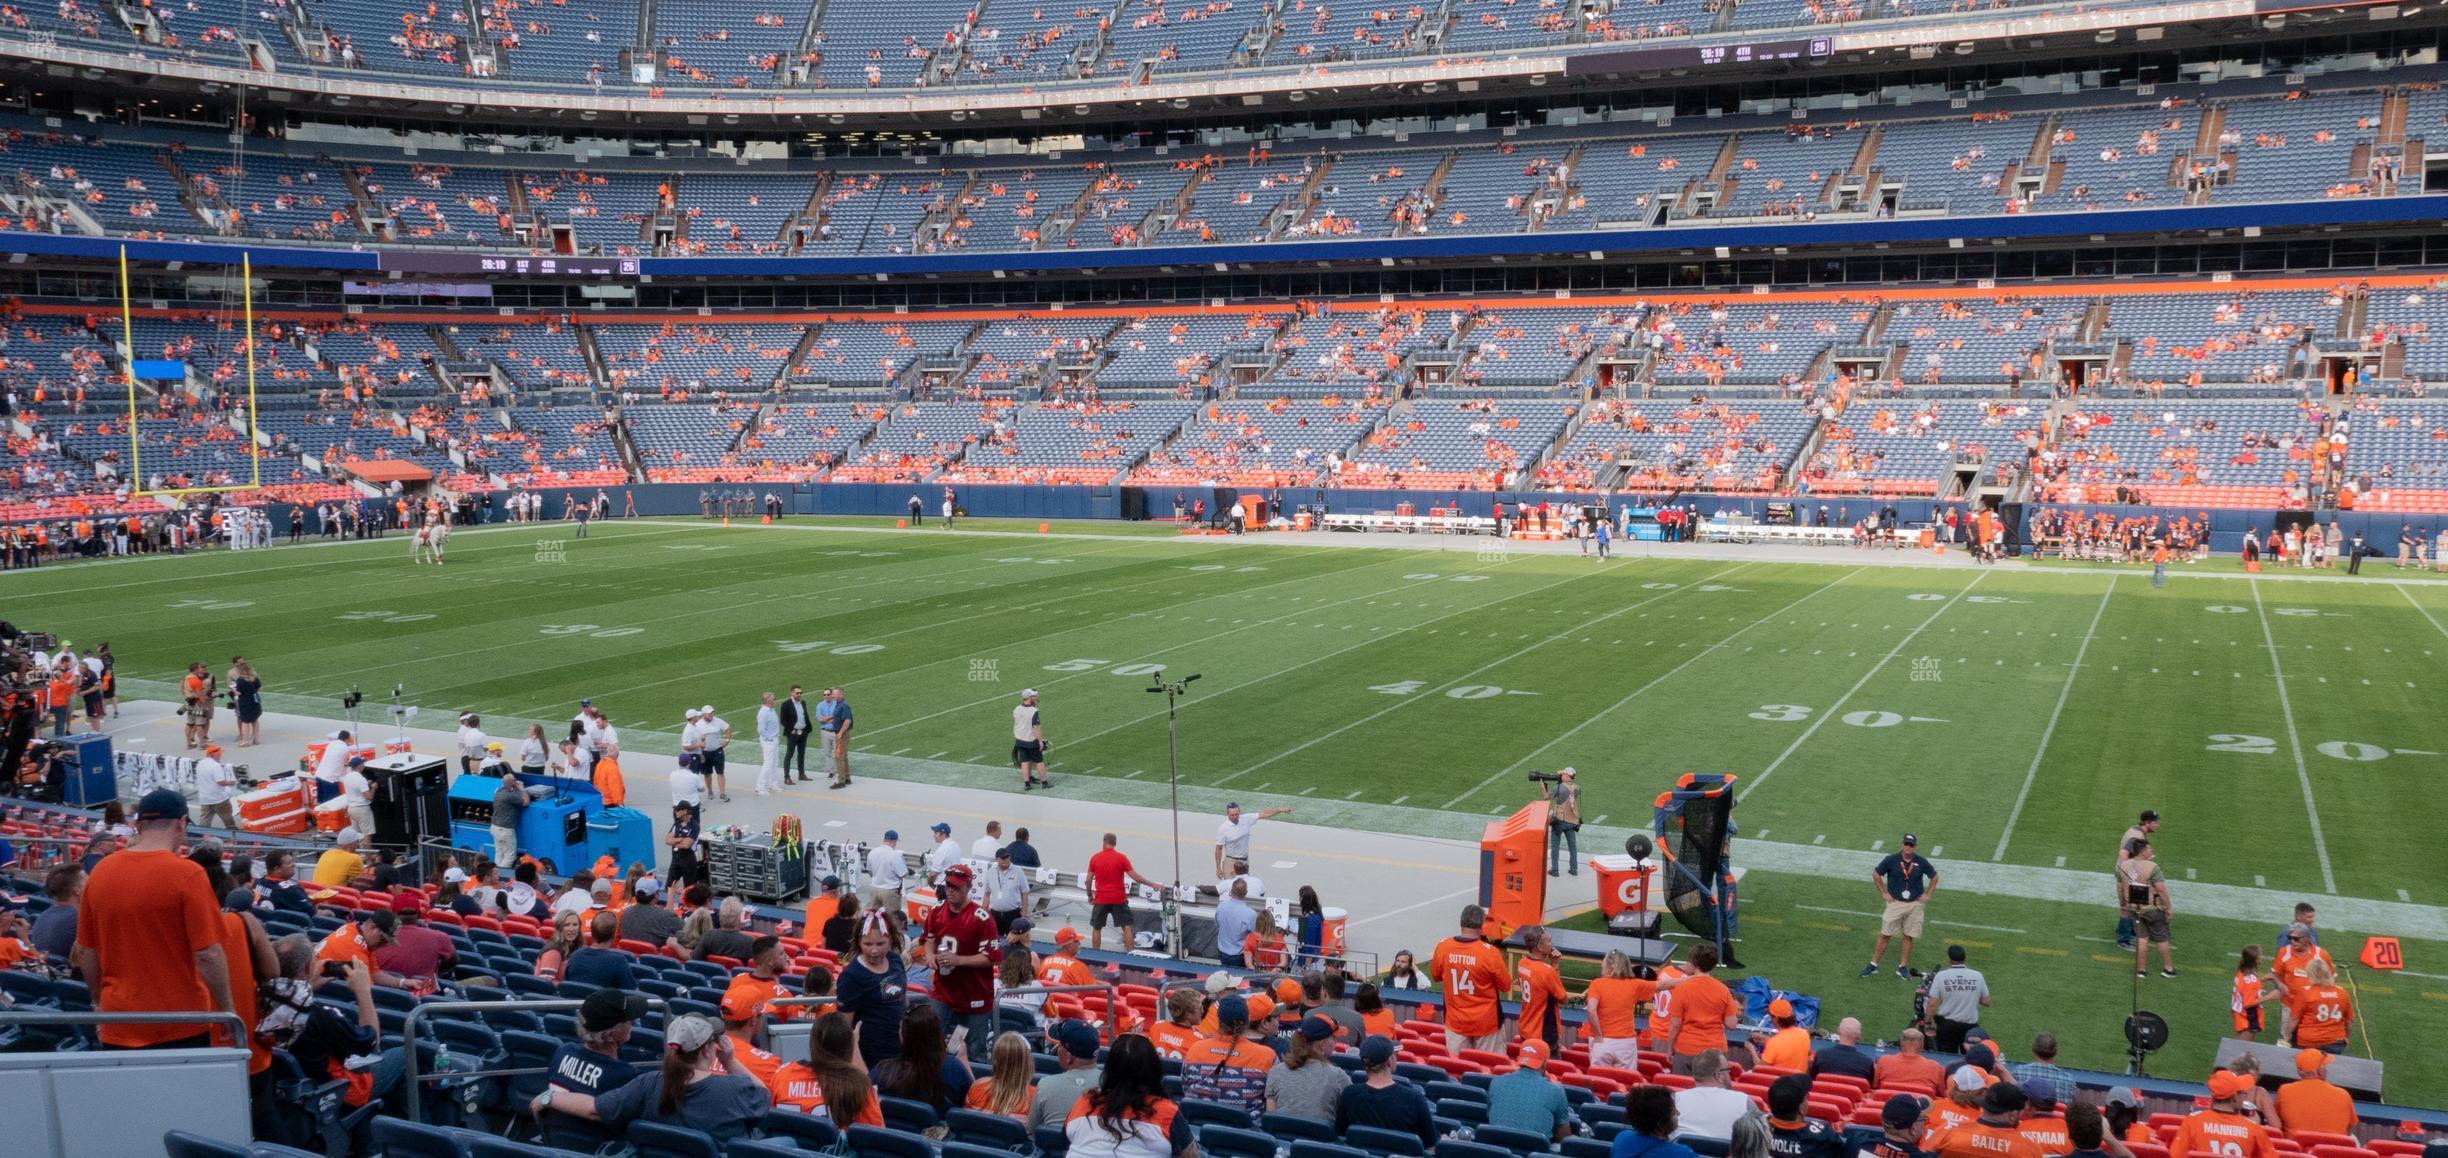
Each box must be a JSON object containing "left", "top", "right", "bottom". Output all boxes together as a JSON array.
[
  {"left": 399, "top": 996, "right": 651, "bottom": 1122},
  {"left": 0, "top": 1008, "right": 248, "bottom": 1048}
]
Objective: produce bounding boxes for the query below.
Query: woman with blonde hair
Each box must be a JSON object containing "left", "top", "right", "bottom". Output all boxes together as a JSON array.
[
  {"left": 964, "top": 1031, "right": 1036, "bottom": 1120},
  {"left": 1584, "top": 949, "right": 1659, "bottom": 1071},
  {"left": 228, "top": 657, "right": 262, "bottom": 747},
  {"left": 534, "top": 910, "right": 585, "bottom": 983},
  {"left": 1243, "top": 908, "right": 1289, "bottom": 973}
]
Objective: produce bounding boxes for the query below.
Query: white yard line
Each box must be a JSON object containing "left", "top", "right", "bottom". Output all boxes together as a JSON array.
[
  {"left": 1738, "top": 568, "right": 1989, "bottom": 803},
  {"left": 2251, "top": 577, "right": 2338, "bottom": 895},
  {"left": 1213, "top": 562, "right": 1754, "bottom": 787},
  {"left": 1440, "top": 566, "right": 1869, "bottom": 809},
  {"left": 2394, "top": 582, "right": 2448, "bottom": 641},
  {"left": 854, "top": 556, "right": 1480, "bottom": 740},
  {"left": 1993, "top": 575, "right": 2116, "bottom": 861},
  {"left": 433, "top": 540, "right": 1152, "bottom": 705},
  {"left": 1049, "top": 567, "right": 1612, "bottom": 753},
  {"left": 498, "top": 539, "right": 1166, "bottom": 714}
]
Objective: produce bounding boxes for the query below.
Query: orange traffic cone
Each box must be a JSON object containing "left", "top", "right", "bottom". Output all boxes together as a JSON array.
[
  {"left": 1039, "top": 522, "right": 1050, "bottom": 534},
  {"left": 896, "top": 518, "right": 907, "bottom": 528},
  {"left": 762, "top": 515, "right": 773, "bottom": 525}
]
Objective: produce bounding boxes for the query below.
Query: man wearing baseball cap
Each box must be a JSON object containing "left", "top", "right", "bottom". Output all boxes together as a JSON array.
[
  {"left": 1487, "top": 1038, "right": 1574, "bottom": 1143},
  {"left": 542, "top": 990, "right": 647, "bottom": 1150},
  {"left": 194, "top": 743, "right": 239, "bottom": 830},
  {"left": 1865, "top": 833, "right": 1940, "bottom": 980},
  {"left": 1869, "top": 1094, "right": 1931, "bottom": 1158},
  {"left": 1014, "top": 688, "right": 1051, "bottom": 790},
  {"left": 1928, "top": 1082, "right": 2045, "bottom": 1158},
  {"left": 720, "top": 983, "right": 830, "bottom": 1113},
  {"left": 697, "top": 704, "right": 733, "bottom": 803},
  {"left": 923, "top": 822, "right": 963, "bottom": 884},
  {"left": 1027, "top": 1019, "right": 1105, "bottom": 1135},
  {"left": 2171, "top": 1071, "right": 2276, "bottom": 1158},
  {"left": 70, "top": 788, "right": 236, "bottom": 1049},
  {"left": 1754, "top": 998, "right": 1811, "bottom": 1070},
  {"left": 923, "top": 862, "right": 1002, "bottom": 1060},
  {"left": 377, "top": 891, "right": 458, "bottom": 995},
  {"left": 2275, "top": 1050, "right": 2355, "bottom": 1138},
  {"left": 312, "top": 826, "right": 369, "bottom": 889},
  {"left": 1337, "top": 1035, "right": 1437, "bottom": 1149},
  {"left": 1182, "top": 995, "right": 1272, "bottom": 1114},
  {"left": 1767, "top": 1072, "right": 1849, "bottom": 1158}
]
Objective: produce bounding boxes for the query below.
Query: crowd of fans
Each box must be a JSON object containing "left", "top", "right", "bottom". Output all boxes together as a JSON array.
[{"left": 12, "top": 781, "right": 2437, "bottom": 1157}]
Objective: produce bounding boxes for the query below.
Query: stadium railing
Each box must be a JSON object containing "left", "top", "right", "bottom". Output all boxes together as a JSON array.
[{"left": 0, "top": 1010, "right": 253, "bottom": 1158}]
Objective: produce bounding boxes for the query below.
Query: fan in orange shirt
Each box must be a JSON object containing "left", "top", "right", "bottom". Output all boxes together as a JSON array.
[
  {"left": 1147, "top": 988, "right": 1204, "bottom": 1060},
  {"left": 1582, "top": 950, "right": 1657, "bottom": 1072},
  {"left": 1663, "top": 943, "right": 1740, "bottom": 1069},
  {"left": 2169, "top": 1071, "right": 2278, "bottom": 1158},
  {"left": 1928, "top": 1082, "right": 2047, "bottom": 1158},
  {"left": 1513, "top": 926, "right": 1569, "bottom": 1047},
  {"left": 2231, "top": 945, "right": 2280, "bottom": 1040},
  {"left": 2285, "top": 958, "right": 2354, "bottom": 1052},
  {"left": 2273, "top": 1051, "right": 2357, "bottom": 1139},
  {"left": 1754, "top": 998, "right": 1813, "bottom": 1071},
  {"left": 1429, "top": 903, "right": 1510, "bottom": 1053}
]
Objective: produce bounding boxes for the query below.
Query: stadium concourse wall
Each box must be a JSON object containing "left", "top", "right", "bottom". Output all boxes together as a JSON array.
[
  {"left": 349, "top": 484, "right": 2424, "bottom": 555},
  {"left": 17, "top": 193, "right": 2448, "bottom": 278}
]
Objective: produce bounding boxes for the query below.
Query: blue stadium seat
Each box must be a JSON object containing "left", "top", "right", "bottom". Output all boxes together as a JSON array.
[
  {"left": 847, "top": 1124, "right": 937, "bottom": 1158},
  {"left": 759, "top": 1109, "right": 842, "bottom": 1150},
  {"left": 1562, "top": 1139, "right": 1613, "bottom": 1158},
  {"left": 945, "top": 1108, "right": 1032, "bottom": 1152},
  {"left": 1577, "top": 1105, "right": 1625, "bottom": 1126},
  {"left": 1436, "top": 1099, "right": 1488, "bottom": 1125},
  {"left": 878, "top": 1096, "right": 940, "bottom": 1134},
  {"left": 372, "top": 1117, "right": 472, "bottom": 1157},
  {"left": 462, "top": 1136, "right": 571, "bottom": 1158},
  {"left": 1349, "top": 1125, "right": 1428, "bottom": 1156},
  {"left": 1424, "top": 1082, "right": 1485, "bottom": 1105},
  {"left": 504, "top": 974, "right": 560, "bottom": 997},
  {"left": 1436, "top": 1143, "right": 1515, "bottom": 1158},
  {"left": 1263, "top": 1113, "right": 1338, "bottom": 1142},
  {"left": 1177, "top": 1098, "right": 1255, "bottom": 1131},
  {"left": 943, "top": 1143, "right": 1022, "bottom": 1158},
  {"left": 1290, "top": 1143, "right": 1375, "bottom": 1158},
  {"left": 730, "top": 1141, "right": 806, "bottom": 1158},
  {"left": 1198, "top": 1125, "right": 1282, "bottom": 1158},
  {"left": 631, "top": 1120, "right": 726, "bottom": 1158},
  {"left": 1034, "top": 1124, "right": 1070, "bottom": 1158},
  {"left": 248, "top": 1145, "right": 329, "bottom": 1158},
  {"left": 498, "top": 1030, "right": 565, "bottom": 1104},
  {"left": 163, "top": 1131, "right": 252, "bottom": 1158},
  {"left": 1473, "top": 1125, "right": 1554, "bottom": 1153}
]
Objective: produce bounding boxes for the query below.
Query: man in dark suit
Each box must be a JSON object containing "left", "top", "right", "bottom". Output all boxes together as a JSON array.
[{"left": 778, "top": 685, "right": 814, "bottom": 786}]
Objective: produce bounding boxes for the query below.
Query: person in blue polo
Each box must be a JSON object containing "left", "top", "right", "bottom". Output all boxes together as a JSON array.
[{"left": 1862, "top": 833, "right": 1939, "bottom": 980}]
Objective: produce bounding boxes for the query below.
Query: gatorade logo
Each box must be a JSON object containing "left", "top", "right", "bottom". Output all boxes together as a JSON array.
[{"left": 1617, "top": 877, "right": 1644, "bottom": 906}]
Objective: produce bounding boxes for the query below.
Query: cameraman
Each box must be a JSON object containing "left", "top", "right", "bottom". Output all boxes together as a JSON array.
[{"left": 1535, "top": 767, "right": 1582, "bottom": 878}]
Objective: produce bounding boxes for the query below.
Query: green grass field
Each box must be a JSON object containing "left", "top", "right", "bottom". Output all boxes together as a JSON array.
[{"left": 12, "top": 518, "right": 2448, "bottom": 1098}]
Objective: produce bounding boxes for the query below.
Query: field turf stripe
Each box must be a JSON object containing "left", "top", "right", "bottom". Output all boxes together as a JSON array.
[
  {"left": 2250, "top": 576, "right": 2339, "bottom": 895},
  {"left": 1991, "top": 574, "right": 2117, "bottom": 862},
  {"left": 1438, "top": 564, "right": 1868, "bottom": 809},
  {"left": 1737, "top": 567, "right": 1987, "bottom": 803},
  {"left": 1211, "top": 560, "right": 1754, "bottom": 787}
]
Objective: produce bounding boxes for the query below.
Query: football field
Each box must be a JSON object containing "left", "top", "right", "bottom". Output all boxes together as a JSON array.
[{"left": 13, "top": 517, "right": 2448, "bottom": 1096}]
